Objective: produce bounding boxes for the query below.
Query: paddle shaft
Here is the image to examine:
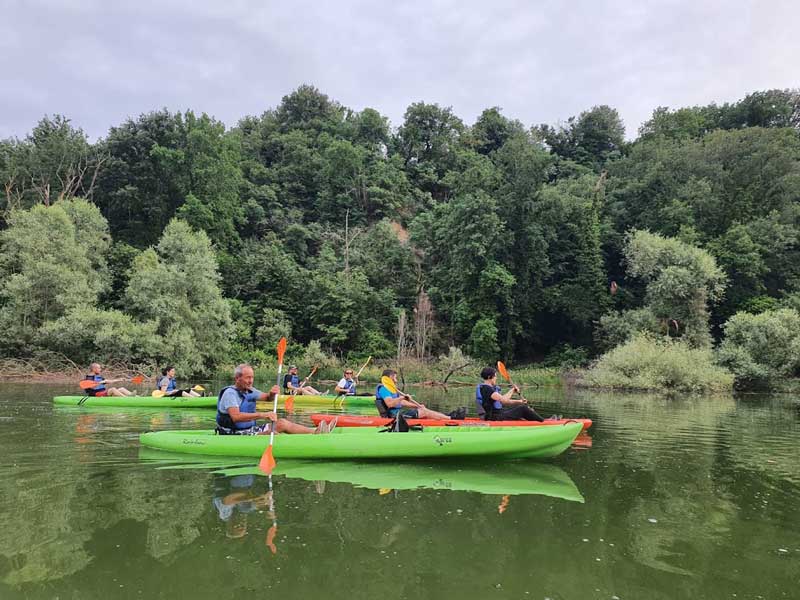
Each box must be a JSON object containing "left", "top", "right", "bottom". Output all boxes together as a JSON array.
[{"left": 354, "top": 356, "right": 372, "bottom": 380}]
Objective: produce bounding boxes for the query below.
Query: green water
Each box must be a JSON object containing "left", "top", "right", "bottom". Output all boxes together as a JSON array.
[{"left": 1, "top": 383, "right": 799, "bottom": 599}]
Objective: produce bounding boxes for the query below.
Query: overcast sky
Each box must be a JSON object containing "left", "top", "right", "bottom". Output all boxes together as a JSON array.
[{"left": 2, "top": 0, "right": 798, "bottom": 141}]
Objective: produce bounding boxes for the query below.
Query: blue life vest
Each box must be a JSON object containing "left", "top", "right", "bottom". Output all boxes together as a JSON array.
[
  {"left": 340, "top": 378, "right": 356, "bottom": 395},
  {"left": 285, "top": 374, "right": 300, "bottom": 392},
  {"left": 216, "top": 386, "right": 260, "bottom": 430},
  {"left": 85, "top": 374, "right": 105, "bottom": 392},
  {"left": 476, "top": 383, "right": 502, "bottom": 418},
  {"left": 376, "top": 384, "right": 401, "bottom": 416},
  {"left": 156, "top": 376, "right": 176, "bottom": 392}
]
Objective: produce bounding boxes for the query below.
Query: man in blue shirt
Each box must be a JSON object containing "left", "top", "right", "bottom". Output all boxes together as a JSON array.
[
  {"left": 217, "top": 364, "right": 332, "bottom": 435},
  {"left": 375, "top": 369, "right": 453, "bottom": 420}
]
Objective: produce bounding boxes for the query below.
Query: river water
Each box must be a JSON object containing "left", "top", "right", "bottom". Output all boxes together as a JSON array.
[{"left": 0, "top": 382, "right": 798, "bottom": 599}]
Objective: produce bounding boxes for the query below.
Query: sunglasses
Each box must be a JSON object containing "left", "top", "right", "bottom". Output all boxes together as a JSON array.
[{"left": 345, "top": 372, "right": 353, "bottom": 375}]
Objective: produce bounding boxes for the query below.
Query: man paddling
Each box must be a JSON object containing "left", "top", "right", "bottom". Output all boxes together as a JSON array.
[
  {"left": 375, "top": 369, "right": 463, "bottom": 420},
  {"left": 83, "top": 363, "right": 134, "bottom": 397},
  {"left": 283, "top": 365, "right": 321, "bottom": 395},
  {"left": 217, "top": 364, "right": 334, "bottom": 435},
  {"left": 476, "top": 367, "right": 547, "bottom": 421}
]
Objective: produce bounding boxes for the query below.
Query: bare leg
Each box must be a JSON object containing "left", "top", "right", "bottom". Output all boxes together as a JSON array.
[
  {"left": 302, "top": 386, "right": 321, "bottom": 395},
  {"left": 274, "top": 418, "right": 317, "bottom": 434},
  {"left": 417, "top": 407, "right": 451, "bottom": 420},
  {"left": 107, "top": 387, "right": 133, "bottom": 397}
]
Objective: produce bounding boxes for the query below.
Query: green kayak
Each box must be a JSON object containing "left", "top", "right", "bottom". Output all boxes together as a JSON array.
[
  {"left": 274, "top": 393, "right": 375, "bottom": 407},
  {"left": 138, "top": 450, "right": 584, "bottom": 501},
  {"left": 52, "top": 395, "right": 217, "bottom": 408},
  {"left": 139, "top": 421, "right": 583, "bottom": 459}
]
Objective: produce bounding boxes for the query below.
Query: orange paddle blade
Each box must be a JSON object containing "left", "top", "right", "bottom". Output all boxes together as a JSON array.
[
  {"left": 131, "top": 375, "right": 144, "bottom": 385},
  {"left": 285, "top": 396, "right": 294, "bottom": 412},
  {"left": 259, "top": 445, "right": 276, "bottom": 475},
  {"left": 276, "top": 337, "right": 287, "bottom": 365},
  {"left": 79, "top": 379, "right": 99, "bottom": 390},
  {"left": 496, "top": 361, "right": 511, "bottom": 382}
]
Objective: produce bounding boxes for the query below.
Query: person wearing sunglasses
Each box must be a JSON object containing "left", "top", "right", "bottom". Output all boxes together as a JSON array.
[{"left": 335, "top": 369, "right": 358, "bottom": 396}]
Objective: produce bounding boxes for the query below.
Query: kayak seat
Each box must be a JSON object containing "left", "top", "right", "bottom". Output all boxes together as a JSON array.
[{"left": 375, "top": 397, "right": 390, "bottom": 417}]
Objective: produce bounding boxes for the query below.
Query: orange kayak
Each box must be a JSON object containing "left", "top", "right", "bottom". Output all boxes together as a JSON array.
[{"left": 311, "top": 414, "right": 592, "bottom": 431}]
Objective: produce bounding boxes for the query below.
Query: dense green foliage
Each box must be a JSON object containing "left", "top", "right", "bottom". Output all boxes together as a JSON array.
[
  {"left": 1, "top": 86, "right": 799, "bottom": 379},
  {"left": 583, "top": 334, "right": 734, "bottom": 393}
]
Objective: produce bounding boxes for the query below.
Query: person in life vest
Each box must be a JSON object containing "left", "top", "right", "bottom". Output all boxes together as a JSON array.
[
  {"left": 83, "top": 363, "right": 134, "bottom": 397},
  {"left": 375, "top": 369, "right": 459, "bottom": 420},
  {"left": 283, "top": 365, "right": 321, "bottom": 395},
  {"left": 217, "top": 364, "right": 334, "bottom": 435},
  {"left": 156, "top": 366, "right": 201, "bottom": 397},
  {"left": 334, "top": 368, "right": 358, "bottom": 396},
  {"left": 476, "top": 366, "right": 548, "bottom": 421}
]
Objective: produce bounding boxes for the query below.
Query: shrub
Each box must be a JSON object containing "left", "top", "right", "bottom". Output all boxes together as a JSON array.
[
  {"left": 583, "top": 334, "right": 733, "bottom": 393},
  {"left": 716, "top": 308, "right": 800, "bottom": 386}
]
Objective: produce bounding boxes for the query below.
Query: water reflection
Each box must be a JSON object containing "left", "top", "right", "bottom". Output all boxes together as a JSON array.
[
  {"left": 212, "top": 473, "right": 276, "bottom": 548},
  {"left": 140, "top": 450, "right": 585, "bottom": 502}
]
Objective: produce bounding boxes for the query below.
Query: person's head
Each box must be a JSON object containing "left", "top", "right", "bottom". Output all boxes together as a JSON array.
[
  {"left": 289, "top": 365, "right": 298, "bottom": 373},
  {"left": 344, "top": 368, "right": 354, "bottom": 379},
  {"left": 480, "top": 367, "right": 497, "bottom": 382},
  {"left": 162, "top": 366, "right": 175, "bottom": 377},
  {"left": 381, "top": 369, "right": 398, "bottom": 381},
  {"left": 89, "top": 362, "right": 101, "bottom": 374},
  {"left": 234, "top": 364, "right": 255, "bottom": 390}
]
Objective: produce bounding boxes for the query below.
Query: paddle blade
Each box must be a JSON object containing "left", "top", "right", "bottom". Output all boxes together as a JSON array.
[
  {"left": 285, "top": 396, "right": 294, "bottom": 412},
  {"left": 79, "top": 380, "right": 98, "bottom": 390},
  {"left": 276, "top": 337, "right": 287, "bottom": 365},
  {"left": 266, "top": 524, "right": 278, "bottom": 555},
  {"left": 131, "top": 375, "right": 144, "bottom": 385},
  {"left": 496, "top": 361, "right": 511, "bottom": 383},
  {"left": 192, "top": 384, "right": 205, "bottom": 392},
  {"left": 380, "top": 375, "right": 398, "bottom": 394},
  {"left": 259, "top": 445, "right": 276, "bottom": 475},
  {"left": 151, "top": 390, "right": 165, "bottom": 398}
]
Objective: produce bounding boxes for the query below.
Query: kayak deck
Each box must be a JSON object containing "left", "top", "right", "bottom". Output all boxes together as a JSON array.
[
  {"left": 139, "top": 422, "right": 583, "bottom": 460},
  {"left": 53, "top": 395, "right": 217, "bottom": 408},
  {"left": 311, "top": 413, "right": 593, "bottom": 431}
]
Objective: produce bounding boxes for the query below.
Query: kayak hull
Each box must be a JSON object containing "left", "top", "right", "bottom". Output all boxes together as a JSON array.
[
  {"left": 53, "top": 395, "right": 217, "bottom": 408},
  {"left": 311, "top": 413, "right": 593, "bottom": 431},
  {"left": 139, "top": 422, "right": 583, "bottom": 460}
]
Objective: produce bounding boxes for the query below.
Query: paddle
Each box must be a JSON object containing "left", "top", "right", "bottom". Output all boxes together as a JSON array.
[
  {"left": 259, "top": 337, "right": 287, "bottom": 476},
  {"left": 496, "top": 361, "right": 525, "bottom": 401},
  {"left": 354, "top": 356, "right": 372, "bottom": 380},
  {"left": 380, "top": 375, "right": 422, "bottom": 408},
  {"left": 79, "top": 375, "right": 143, "bottom": 390},
  {"left": 299, "top": 365, "right": 318, "bottom": 388}
]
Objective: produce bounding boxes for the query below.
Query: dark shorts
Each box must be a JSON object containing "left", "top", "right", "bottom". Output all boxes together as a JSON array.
[
  {"left": 389, "top": 409, "right": 419, "bottom": 419},
  {"left": 87, "top": 389, "right": 107, "bottom": 397}
]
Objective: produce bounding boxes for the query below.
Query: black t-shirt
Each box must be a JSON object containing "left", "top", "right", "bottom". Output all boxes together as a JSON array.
[{"left": 479, "top": 384, "right": 499, "bottom": 417}]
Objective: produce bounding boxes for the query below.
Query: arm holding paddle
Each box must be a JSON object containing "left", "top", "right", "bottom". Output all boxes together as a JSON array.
[
  {"left": 226, "top": 385, "right": 281, "bottom": 424},
  {"left": 496, "top": 361, "right": 528, "bottom": 403},
  {"left": 79, "top": 375, "right": 143, "bottom": 390}
]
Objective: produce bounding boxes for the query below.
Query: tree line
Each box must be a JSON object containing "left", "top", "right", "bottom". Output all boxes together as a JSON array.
[{"left": 1, "top": 86, "right": 799, "bottom": 386}]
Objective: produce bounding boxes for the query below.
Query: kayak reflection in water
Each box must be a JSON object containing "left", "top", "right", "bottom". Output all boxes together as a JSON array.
[
  {"left": 212, "top": 474, "right": 274, "bottom": 541},
  {"left": 216, "top": 364, "right": 335, "bottom": 435}
]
